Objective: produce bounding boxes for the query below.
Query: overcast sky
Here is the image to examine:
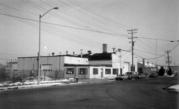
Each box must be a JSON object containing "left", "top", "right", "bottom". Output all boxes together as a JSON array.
[{"left": 0, "top": 0, "right": 178, "bottom": 66}]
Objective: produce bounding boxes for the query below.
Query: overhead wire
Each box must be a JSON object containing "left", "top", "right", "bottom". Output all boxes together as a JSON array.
[
  {"left": 0, "top": 10, "right": 103, "bottom": 52},
  {"left": 0, "top": 12, "right": 129, "bottom": 38},
  {"left": 169, "top": 41, "right": 179, "bottom": 52},
  {"left": 58, "top": 0, "right": 130, "bottom": 31},
  {"left": 39, "top": 0, "right": 92, "bottom": 29},
  {"left": 40, "top": 0, "right": 129, "bottom": 37},
  {"left": 134, "top": 48, "right": 162, "bottom": 56},
  {"left": 0, "top": 1, "right": 177, "bottom": 65}
]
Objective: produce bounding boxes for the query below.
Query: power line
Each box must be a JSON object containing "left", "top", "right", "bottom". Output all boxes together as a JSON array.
[
  {"left": 41, "top": 0, "right": 116, "bottom": 34},
  {"left": 0, "top": 12, "right": 129, "bottom": 38},
  {"left": 134, "top": 48, "right": 161, "bottom": 56},
  {"left": 0, "top": 11, "right": 115, "bottom": 50},
  {"left": 169, "top": 41, "right": 179, "bottom": 52},
  {"left": 59, "top": 0, "right": 131, "bottom": 30},
  {"left": 146, "top": 54, "right": 165, "bottom": 60},
  {"left": 39, "top": 0, "right": 92, "bottom": 29},
  {"left": 137, "top": 36, "right": 175, "bottom": 42}
]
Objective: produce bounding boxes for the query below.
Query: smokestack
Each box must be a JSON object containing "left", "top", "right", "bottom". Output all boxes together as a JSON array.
[
  {"left": 66, "top": 51, "right": 68, "bottom": 55},
  {"left": 87, "top": 50, "right": 92, "bottom": 55},
  {"left": 102, "top": 43, "right": 107, "bottom": 53},
  {"left": 80, "top": 49, "right": 83, "bottom": 58},
  {"left": 112, "top": 48, "right": 116, "bottom": 53},
  {"left": 73, "top": 52, "right": 75, "bottom": 55},
  {"left": 52, "top": 52, "right": 55, "bottom": 56}
]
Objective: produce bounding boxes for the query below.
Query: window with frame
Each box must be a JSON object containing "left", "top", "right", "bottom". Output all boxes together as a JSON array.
[
  {"left": 79, "top": 68, "right": 87, "bottom": 75},
  {"left": 105, "top": 69, "right": 111, "bottom": 74},
  {"left": 66, "top": 68, "right": 75, "bottom": 74},
  {"left": 113, "top": 69, "right": 118, "bottom": 75},
  {"left": 93, "top": 68, "right": 98, "bottom": 75},
  {"left": 41, "top": 64, "right": 52, "bottom": 72}
]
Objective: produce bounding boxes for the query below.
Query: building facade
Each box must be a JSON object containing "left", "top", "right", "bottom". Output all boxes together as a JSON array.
[
  {"left": 17, "top": 44, "right": 138, "bottom": 80},
  {"left": 17, "top": 55, "right": 89, "bottom": 80}
]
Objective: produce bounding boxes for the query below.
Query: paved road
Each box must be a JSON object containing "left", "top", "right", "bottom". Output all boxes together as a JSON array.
[{"left": 0, "top": 77, "right": 178, "bottom": 109}]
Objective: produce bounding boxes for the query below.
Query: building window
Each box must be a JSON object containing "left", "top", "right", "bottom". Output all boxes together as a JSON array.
[
  {"left": 41, "top": 64, "right": 52, "bottom": 72},
  {"left": 79, "top": 68, "right": 87, "bottom": 75},
  {"left": 93, "top": 68, "right": 98, "bottom": 75},
  {"left": 113, "top": 69, "right": 118, "bottom": 75},
  {"left": 105, "top": 69, "right": 111, "bottom": 74},
  {"left": 66, "top": 68, "right": 75, "bottom": 74}
]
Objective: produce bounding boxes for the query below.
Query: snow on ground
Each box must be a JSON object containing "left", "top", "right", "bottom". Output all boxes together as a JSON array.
[
  {"left": 0, "top": 78, "right": 84, "bottom": 92},
  {"left": 168, "top": 84, "right": 179, "bottom": 92},
  {"left": 0, "top": 78, "right": 113, "bottom": 92}
]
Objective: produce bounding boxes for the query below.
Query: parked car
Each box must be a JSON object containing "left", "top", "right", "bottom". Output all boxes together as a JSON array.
[
  {"left": 148, "top": 72, "right": 158, "bottom": 78},
  {"left": 115, "top": 75, "right": 128, "bottom": 80},
  {"left": 138, "top": 73, "right": 147, "bottom": 79},
  {"left": 126, "top": 72, "right": 140, "bottom": 80},
  {"left": 115, "top": 72, "right": 140, "bottom": 81}
]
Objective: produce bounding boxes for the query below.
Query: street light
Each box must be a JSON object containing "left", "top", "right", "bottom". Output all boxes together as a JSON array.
[
  {"left": 170, "top": 40, "right": 179, "bottom": 42},
  {"left": 37, "top": 7, "right": 58, "bottom": 84}
]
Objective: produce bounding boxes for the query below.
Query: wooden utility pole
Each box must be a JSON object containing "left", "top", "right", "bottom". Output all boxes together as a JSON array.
[
  {"left": 127, "top": 29, "right": 138, "bottom": 72},
  {"left": 166, "top": 50, "right": 171, "bottom": 67}
]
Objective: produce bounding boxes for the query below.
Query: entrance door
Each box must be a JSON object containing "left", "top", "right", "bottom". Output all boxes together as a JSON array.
[
  {"left": 123, "top": 62, "right": 129, "bottom": 75},
  {"left": 101, "top": 68, "right": 103, "bottom": 78}
]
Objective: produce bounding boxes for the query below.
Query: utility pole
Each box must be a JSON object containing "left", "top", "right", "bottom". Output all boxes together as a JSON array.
[
  {"left": 37, "top": 7, "right": 58, "bottom": 84},
  {"left": 166, "top": 50, "right": 171, "bottom": 67},
  {"left": 155, "top": 39, "right": 158, "bottom": 70},
  {"left": 127, "top": 29, "right": 138, "bottom": 72}
]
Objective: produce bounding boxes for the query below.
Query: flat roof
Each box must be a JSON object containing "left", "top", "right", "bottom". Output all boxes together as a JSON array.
[
  {"left": 64, "top": 64, "right": 112, "bottom": 67},
  {"left": 88, "top": 53, "right": 112, "bottom": 60},
  {"left": 18, "top": 55, "right": 86, "bottom": 58}
]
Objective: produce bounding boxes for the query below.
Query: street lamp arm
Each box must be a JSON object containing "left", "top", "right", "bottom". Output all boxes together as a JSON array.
[{"left": 41, "top": 7, "right": 58, "bottom": 18}]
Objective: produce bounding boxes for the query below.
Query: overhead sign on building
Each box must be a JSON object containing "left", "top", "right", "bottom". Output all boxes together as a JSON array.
[{"left": 64, "top": 56, "right": 89, "bottom": 65}]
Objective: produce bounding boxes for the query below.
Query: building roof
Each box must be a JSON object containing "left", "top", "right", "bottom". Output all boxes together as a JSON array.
[
  {"left": 64, "top": 64, "right": 112, "bottom": 67},
  {"left": 18, "top": 55, "right": 85, "bottom": 59},
  {"left": 86, "top": 52, "right": 112, "bottom": 60}
]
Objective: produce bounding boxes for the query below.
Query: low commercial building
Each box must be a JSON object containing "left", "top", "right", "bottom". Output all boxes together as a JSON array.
[
  {"left": 17, "top": 55, "right": 88, "bottom": 80},
  {"left": 17, "top": 44, "right": 138, "bottom": 80},
  {"left": 86, "top": 44, "right": 138, "bottom": 76},
  {"left": 5, "top": 61, "right": 18, "bottom": 78}
]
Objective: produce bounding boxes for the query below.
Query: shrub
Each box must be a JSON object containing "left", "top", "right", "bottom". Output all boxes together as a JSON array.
[{"left": 12, "top": 76, "right": 23, "bottom": 82}]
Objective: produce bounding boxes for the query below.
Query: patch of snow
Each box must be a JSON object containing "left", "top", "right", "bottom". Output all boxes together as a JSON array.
[
  {"left": 0, "top": 83, "right": 3, "bottom": 87},
  {"left": 168, "top": 84, "right": 179, "bottom": 92},
  {"left": 60, "top": 79, "right": 71, "bottom": 82}
]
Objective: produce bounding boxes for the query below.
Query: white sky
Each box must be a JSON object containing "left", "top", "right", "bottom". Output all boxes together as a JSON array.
[{"left": 0, "top": 0, "right": 178, "bottom": 66}]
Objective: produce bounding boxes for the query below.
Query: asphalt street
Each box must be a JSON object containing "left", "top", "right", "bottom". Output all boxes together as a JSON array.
[{"left": 0, "top": 77, "right": 178, "bottom": 109}]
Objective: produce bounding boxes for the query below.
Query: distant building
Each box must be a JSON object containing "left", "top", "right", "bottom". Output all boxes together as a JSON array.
[
  {"left": 17, "top": 44, "right": 138, "bottom": 80},
  {"left": 83, "top": 44, "right": 138, "bottom": 77},
  {"left": 5, "top": 61, "right": 18, "bottom": 78},
  {"left": 17, "top": 55, "right": 88, "bottom": 80}
]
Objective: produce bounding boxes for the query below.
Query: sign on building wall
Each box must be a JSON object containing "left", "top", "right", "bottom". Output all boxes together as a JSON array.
[
  {"left": 64, "top": 57, "right": 88, "bottom": 65},
  {"left": 41, "top": 64, "right": 52, "bottom": 71}
]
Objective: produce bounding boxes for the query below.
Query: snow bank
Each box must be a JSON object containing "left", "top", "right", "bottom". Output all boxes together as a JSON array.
[{"left": 168, "top": 84, "right": 179, "bottom": 92}]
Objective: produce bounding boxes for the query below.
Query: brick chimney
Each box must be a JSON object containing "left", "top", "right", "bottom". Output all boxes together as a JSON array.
[
  {"left": 52, "top": 52, "right": 55, "bottom": 56},
  {"left": 102, "top": 43, "right": 107, "bottom": 53}
]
